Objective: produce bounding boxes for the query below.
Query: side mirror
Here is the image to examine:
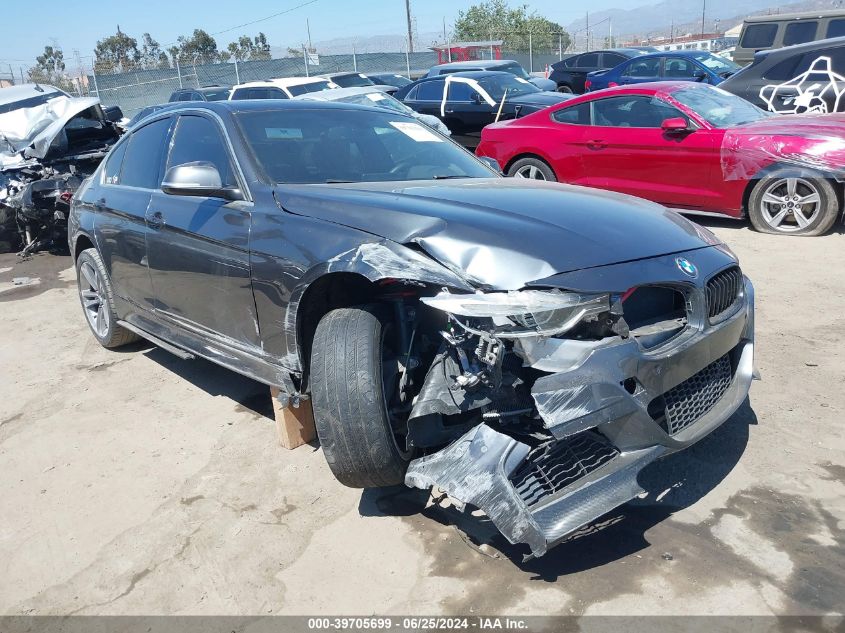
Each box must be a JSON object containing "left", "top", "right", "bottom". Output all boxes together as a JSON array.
[
  {"left": 692, "top": 69, "right": 707, "bottom": 82},
  {"left": 477, "top": 156, "right": 503, "bottom": 174},
  {"left": 661, "top": 117, "right": 690, "bottom": 133},
  {"left": 161, "top": 162, "right": 242, "bottom": 200},
  {"left": 103, "top": 105, "right": 124, "bottom": 123},
  {"left": 470, "top": 92, "right": 483, "bottom": 104}
]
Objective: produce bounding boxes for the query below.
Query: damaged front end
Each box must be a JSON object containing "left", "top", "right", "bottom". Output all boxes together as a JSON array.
[
  {"left": 0, "top": 93, "right": 120, "bottom": 255},
  {"left": 404, "top": 250, "right": 755, "bottom": 558}
]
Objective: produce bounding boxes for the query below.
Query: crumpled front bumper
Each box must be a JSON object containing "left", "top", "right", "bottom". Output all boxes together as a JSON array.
[{"left": 406, "top": 277, "right": 755, "bottom": 557}]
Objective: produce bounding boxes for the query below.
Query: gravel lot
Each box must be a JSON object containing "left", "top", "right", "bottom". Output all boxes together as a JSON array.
[{"left": 0, "top": 217, "right": 842, "bottom": 617}]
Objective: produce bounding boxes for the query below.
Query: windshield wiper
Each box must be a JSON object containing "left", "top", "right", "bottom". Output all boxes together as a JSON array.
[
  {"left": 431, "top": 174, "right": 468, "bottom": 180},
  {"left": 325, "top": 179, "right": 355, "bottom": 183}
]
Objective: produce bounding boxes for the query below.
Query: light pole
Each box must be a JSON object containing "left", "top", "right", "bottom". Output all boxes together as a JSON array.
[
  {"left": 405, "top": 0, "right": 414, "bottom": 53},
  {"left": 701, "top": 0, "right": 706, "bottom": 37}
]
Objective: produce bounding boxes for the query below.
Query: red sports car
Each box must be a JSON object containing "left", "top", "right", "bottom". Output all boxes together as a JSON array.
[{"left": 476, "top": 82, "right": 845, "bottom": 236}]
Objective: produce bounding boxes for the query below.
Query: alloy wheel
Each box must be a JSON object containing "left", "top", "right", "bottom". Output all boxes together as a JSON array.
[
  {"left": 515, "top": 164, "right": 547, "bottom": 180},
  {"left": 79, "top": 261, "right": 109, "bottom": 338},
  {"left": 759, "top": 177, "right": 822, "bottom": 233}
]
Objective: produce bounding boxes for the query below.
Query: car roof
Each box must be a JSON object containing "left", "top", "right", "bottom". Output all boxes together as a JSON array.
[
  {"left": 744, "top": 9, "right": 845, "bottom": 22},
  {"left": 294, "top": 86, "right": 390, "bottom": 101},
  {"left": 139, "top": 99, "right": 411, "bottom": 117},
  {"left": 235, "top": 77, "right": 333, "bottom": 89},
  {"left": 0, "top": 83, "right": 67, "bottom": 106},
  {"left": 434, "top": 59, "right": 520, "bottom": 69},
  {"left": 420, "top": 70, "right": 512, "bottom": 81}
]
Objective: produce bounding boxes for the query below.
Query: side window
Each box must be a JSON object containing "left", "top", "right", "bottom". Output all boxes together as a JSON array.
[
  {"left": 404, "top": 85, "right": 419, "bottom": 100},
  {"left": 166, "top": 115, "right": 237, "bottom": 188},
  {"left": 623, "top": 58, "right": 661, "bottom": 77},
  {"left": 740, "top": 24, "right": 778, "bottom": 49},
  {"left": 120, "top": 118, "right": 171, "bottom": 189},
  {"left": 783, "top": 21, "right": 818, "bottom": 46},
  {"left": 602, "top": 53, "right": 626, "bottom": 68},
  {"left": 191, "top": 92, "right": 205, "bottom": 101},
  {"left": 448, "top": 82, "right": 474, "bottom": 101},
  {"left": 663, "top": 58, "right": 700, "bottom": 78},
  {"left": 103, "top": 140, "right": 128, "bottom": 185},
  {"left": 563, "top": 55, "right": 579, "bottom": 68},
  {"left": 762, "top": 56, "right": 800, "bottom": 80},
  {"left": 591, "top": 96, "right": 687, "bottom": 128},
  {"left": 178, "top": 92, "right": 194, "bottom": 102},
  {"left": 267, "top": 88, "right": 288, "bottom": 99},
  {"left": 231, "top": 88, "right": 250, "bottom": 100},
  {"left": 578, "top": 53, "right": 599, "bottom": 68},
  {"left": 788, "top": 48, "right": 845, "bottom": 77},
  {"left": 551, "top": 102, "right": 591, "bottom": 125},
  {"left": 827, "top": 19, "right": 845, "bottom": 38},
  {"left": 417, "top": 80, "right": 445, "bottom": 101}
]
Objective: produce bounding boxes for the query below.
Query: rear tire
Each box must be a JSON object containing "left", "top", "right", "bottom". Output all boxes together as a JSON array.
[
  {"left": 557, "top": 85, "right": 573, "bottom": 94},
  {"left": 310, "top": 305, "right": 411, "bottom": 488},
  {"left": 76, "top": 248, "right": 139, "bottom": 348},
  {"left": 507, "top": 157, "right": 557, "bottom": 182},
  {"left": 748, "top": 170, "right": 839, "bottom": 236}
]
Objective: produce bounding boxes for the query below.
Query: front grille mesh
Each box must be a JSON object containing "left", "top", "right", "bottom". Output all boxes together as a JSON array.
[
  {"left": 706, "top": 266, "right": 743, "bottom": 320},
  {"left": 510, "top": 433, "right": 619, "bottom": 507},
  {"left": 652, "top": 354, "right": 733, "bottom": 435}
]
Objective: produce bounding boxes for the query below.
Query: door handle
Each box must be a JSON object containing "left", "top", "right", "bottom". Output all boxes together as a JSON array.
[
  {"left": 586, "top": 139, "right": 607, "bottom": 150},
  {"left": 146, "top": 210, "right": 165, "bottom": 229},
  {"left": 444, "top": 109, "right": 455, "bottom": 113},
  {"left": 94, "top": 197, "right": 106, "bottom": 210}
]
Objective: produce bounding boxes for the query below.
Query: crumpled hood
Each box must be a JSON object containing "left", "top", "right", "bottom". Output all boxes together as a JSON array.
[
  {"left": 275, "top": 178, "right": 719, "bottom": 290},
  {"left": 0, "top": 96, "right": 102, "bottom": 167}
]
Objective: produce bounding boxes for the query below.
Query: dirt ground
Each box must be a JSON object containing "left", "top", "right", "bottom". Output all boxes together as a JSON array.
[{"left": 0, "top": 217, "right": 843, "bottom": 617}]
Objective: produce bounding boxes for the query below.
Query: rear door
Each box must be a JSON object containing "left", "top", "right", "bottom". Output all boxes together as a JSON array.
[
  {"left": 570, "top": 52, "right": 600, "bottom": 93},
  {"left": 405, "top": 79, "right": 447, "bottom": 119},
  {"left": 93, "top": 117, "right": 171, "bottom": 313},
  {"left": 576, "top": 94, "right": 721, "bottom": 208},
  {"left": 443, "top": 79, "right": 495, "bottom": 134},
  {"left": 619, "top": 57, "right": 662, "bottom": 85},
  {"left": 758, "top": 46, "right": 845, "bottom": 114},
  {"left": 145, "top": 113, "right": 260, "bottom": 348}
]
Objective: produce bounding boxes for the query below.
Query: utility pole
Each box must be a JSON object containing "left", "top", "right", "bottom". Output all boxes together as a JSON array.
[
  {"left": 586, "top": 12, "right": 590, "bottom": 51},
  {"left": 608, "top": 18, "right": 613, "bottom": 48},
  {"left": 701, "top": 0, "right": 706, "bottom": 37},
  {"left": 307, "top": 18, "right": 313, "bottom": 51},
  {"left": 405, "top": 0, "right": 414, "bottom": 54}
]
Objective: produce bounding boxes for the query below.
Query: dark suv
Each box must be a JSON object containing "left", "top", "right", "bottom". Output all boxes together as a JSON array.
[
  {"left": 549, "top": 49, "right": 650, "bottom": 93},
  {"left": 719, "top": 36, "right": 845, "bottom": 113},
  {"left": 69, "top": 100, "right": 754, "bottom": 558},
  {"left": 168, "top": 85, "right": 231, "bottom": 102}
]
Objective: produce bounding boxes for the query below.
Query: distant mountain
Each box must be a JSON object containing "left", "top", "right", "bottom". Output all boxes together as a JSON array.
[
  {"left": 566, "top": 0, "right": 836, "bottom": 43},
  {"left": 271, "top": 31, "right": 443, "bottom": 57}
]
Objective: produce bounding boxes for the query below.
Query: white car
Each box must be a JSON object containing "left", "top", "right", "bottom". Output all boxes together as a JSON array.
[
  {"left": 293, "top": 86, "right": 451, "bottom": 136},
  {"left": 229, "top": 77, "right": 339, "bottom": 100}
]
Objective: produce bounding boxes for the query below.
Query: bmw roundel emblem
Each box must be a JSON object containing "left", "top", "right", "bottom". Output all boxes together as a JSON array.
[{"left": 676, "top": 257, "right": 698, "bottom": 278}]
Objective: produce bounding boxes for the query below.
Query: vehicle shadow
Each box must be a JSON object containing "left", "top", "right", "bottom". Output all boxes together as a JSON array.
[
  {"left": 139, "top": 344, "right": 275, "bottom": 420},
  {"left": 684, "top": 213, "right": 845, "bottom": 236},
  {"left": 360, "top": 398, "right": 758, "bottom": 578}
]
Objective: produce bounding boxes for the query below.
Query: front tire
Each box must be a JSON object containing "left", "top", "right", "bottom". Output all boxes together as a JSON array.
[
  {"left": 748, "top": 171, "right": 840, "bottom": 236},
  {"left": 507, "top": 157, "right": 557, "bottom": 182},
  {"left": 76, "top": 248, "right": 139, "bottom": 348},
  {"left": 310, "top": 305, "right": 412, "bottom": 488}
]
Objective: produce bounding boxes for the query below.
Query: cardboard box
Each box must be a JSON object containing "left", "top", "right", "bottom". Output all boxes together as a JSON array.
[{"left": 270, "top": 387, "right": 317, "bottom": 450}]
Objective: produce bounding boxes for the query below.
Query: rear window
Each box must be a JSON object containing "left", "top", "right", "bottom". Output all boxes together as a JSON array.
[
  {"left": 578, "top": 53, "right": 599, "bottom": 68},
  {"left": 287, "top": 80, "right": 333, "bottom": 97},
  {"left": 103, "top": 140, "right": 128, "bottom": 185},
  {"left": 827, "top": 19, "right": 845, "bottom": 38},
  {"left": 762, "top": 56, "right": 800, "bottom": 80},
  {"left": 740, "top": 23, "right": 778, "bottom": 49},
  {"left": 552, "top": 102, "right": 590, "bottom": 125},
  {"left": 783, "top": 21, "right": 818, "bottom": 46},
  {"left": 416, "top": 81, "right": 445, "bottom": 100},
  {"left": 201, "top": 88, "right": 231, "bottom": 101}
]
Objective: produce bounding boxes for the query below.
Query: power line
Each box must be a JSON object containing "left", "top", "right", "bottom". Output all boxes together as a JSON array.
[{"left": 208, "top": 0, "right": 319, "bottom": 37}]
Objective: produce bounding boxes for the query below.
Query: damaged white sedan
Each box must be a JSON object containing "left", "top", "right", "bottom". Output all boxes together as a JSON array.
[{"left": 69, "top": 101, "right": 755, "bottom": 557}]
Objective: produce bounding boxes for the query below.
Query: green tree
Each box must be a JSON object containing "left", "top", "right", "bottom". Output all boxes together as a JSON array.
[
  {"left": 174, "top": 29, "right": 220, "bottom": 65},
  {"left": 94, "top": 26, "right": 141, "bottom": 72},
  {"left": 140, "top": 33, "right": 169, "bottom": 69},
  {"left": 29, "top": 45, "right": 74, "bottom": 90},
  {"left": 453, "top": 0, "right": 569, "bottom": 52},
  {"left": 226, "top": 33, "right": 272, "bottom": 62}
]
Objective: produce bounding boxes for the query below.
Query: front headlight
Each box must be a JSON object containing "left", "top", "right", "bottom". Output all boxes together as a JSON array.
[{"left": 420, "top": 290, "right": 610, "bottom": 338}]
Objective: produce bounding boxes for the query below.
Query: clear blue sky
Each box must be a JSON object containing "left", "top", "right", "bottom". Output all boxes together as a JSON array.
[{"left": 0, "top": 0, "right": 638, "bottom": 70}]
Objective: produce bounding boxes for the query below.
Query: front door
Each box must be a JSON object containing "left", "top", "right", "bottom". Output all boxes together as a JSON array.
[
  {"left": 144, "top": 113, "right": 261, "bottom": 348},
  {"left": 577, "top": 94, "right": 720, "bottom": 209}
]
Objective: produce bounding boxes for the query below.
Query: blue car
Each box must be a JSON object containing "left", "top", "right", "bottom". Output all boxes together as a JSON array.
[{"left": 585, "top": 50, "right": 741, "bottom": 91}]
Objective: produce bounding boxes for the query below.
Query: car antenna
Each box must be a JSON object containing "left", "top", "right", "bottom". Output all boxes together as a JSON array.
[
  {"left": 33, "top": 83, "right": 44, "bottom": 92},
  {"left": 494, "top": 88, "right": 509, "bottom": 123}
]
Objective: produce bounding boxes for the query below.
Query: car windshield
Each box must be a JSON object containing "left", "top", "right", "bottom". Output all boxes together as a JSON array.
[
  {"left": 492, "top": 62, "right": 531, "bottom": 79},
  {"left": 332, "top": 74, "right": 374, "bottom": 88},
  {"left": 691, "top": 52, "right": 740, "bottom": 75},
  {"left": 235, "top": 108, "right": 491, "bottom": 184},
  {"left": 672, "top": 86, "right": 772, "bottom": 127},
  {"left": 201, "top": 89, "right": 231, "bottom": 101},
  {"left": 378, "top": 74, "right": 412, "bottom": 87},
  {"left": 477, "top": 74, "right": 540, "bottom": 100},
  {"left": 287, "top": 80, "right": 334, "bottom": 96},
  {"left": 334, "top": 92, "right": 411, "bottom": 114}
]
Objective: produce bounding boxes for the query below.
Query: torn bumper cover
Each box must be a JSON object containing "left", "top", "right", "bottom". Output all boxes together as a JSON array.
[{"left": 406, "top": 276, "right": 755, "bottom": 557}]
